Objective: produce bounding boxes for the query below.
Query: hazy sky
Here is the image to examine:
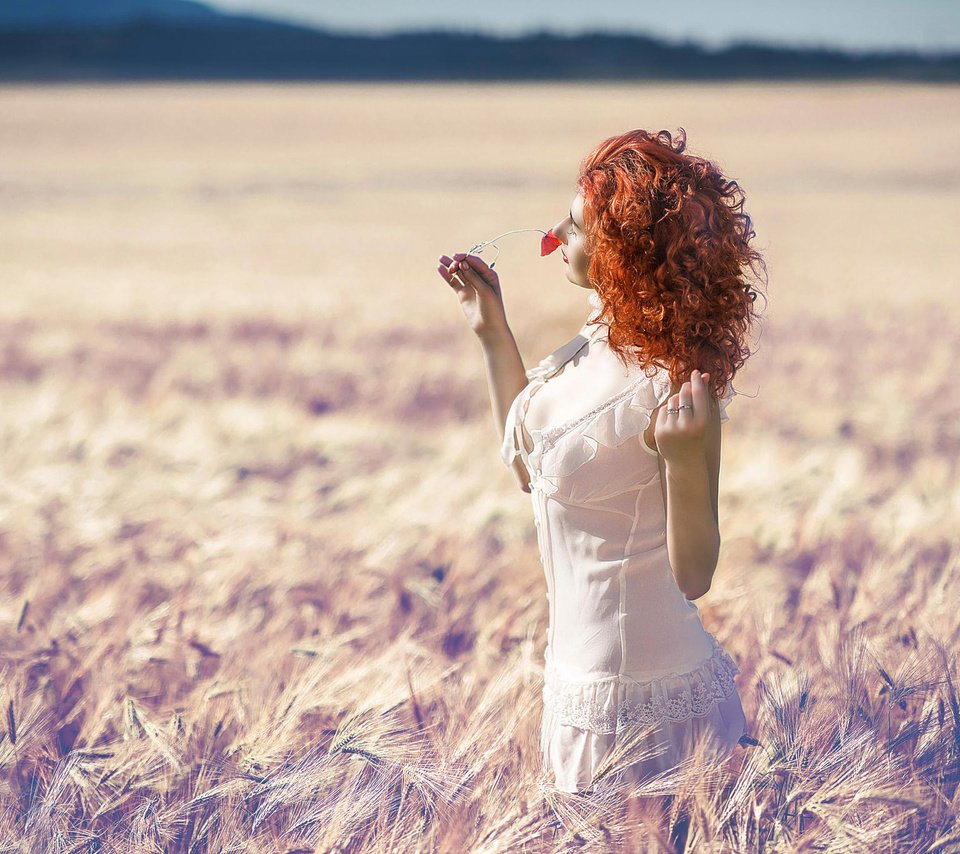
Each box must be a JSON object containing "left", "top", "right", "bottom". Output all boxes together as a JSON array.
[{"left": 204, "top": 0, "right": 960, "bottom": 53}]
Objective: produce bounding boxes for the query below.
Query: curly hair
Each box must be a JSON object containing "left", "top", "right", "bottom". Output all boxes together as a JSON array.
[{"left": 576, "top": 127, "right": 767, "bottom": 400}]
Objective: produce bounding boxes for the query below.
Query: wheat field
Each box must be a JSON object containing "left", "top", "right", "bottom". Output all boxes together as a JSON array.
[{"left": 1, "top": 81, "right": 959, "bottom": 852}]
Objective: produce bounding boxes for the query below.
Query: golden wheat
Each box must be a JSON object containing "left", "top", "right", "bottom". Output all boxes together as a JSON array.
[{"left": 0, "top": 80, "right": 958, "bottom": 852}]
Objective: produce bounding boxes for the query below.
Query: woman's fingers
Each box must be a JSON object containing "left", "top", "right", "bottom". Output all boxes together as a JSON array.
[
  {"left": 438, "top": 254, "right": 467, "bottom": 287},
  {"left": 689, "top": 370, "right": 708, "bottom": 411},
  {"left": 438, "top": 253, "right": 466, "bottom": 277},
  {"left": 437, "top": 264, "right": 463, "bottom": 288},
  {"left": 438, "top": 252, "right": 498, "bottom": 293},
  {"left": 655, "top": 393, "right": 676, "bottom": 433},
  {"left": 441, "top": 252, "right": 486, "bottom": 270},
  {"left": 457, "top": 254, "right": 497, "bottom": 289},
  {"left": 455, "top": 258, "right": 486, "bottom": 290},
  {"left": 440, "top": 254, "right": 465, "bottom": 270},
  {"left": 699, "top": 372, "right": 718, "bottom": 413},
  {"left": 438, "top": 264, "right": 463, "bottom": 287},
  {"left": 678, "top": 378, "right": 692, "bottom": 420}
]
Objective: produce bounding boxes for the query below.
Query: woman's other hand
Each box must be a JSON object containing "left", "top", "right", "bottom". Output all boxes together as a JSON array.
[
  {"left": 654, "top": 370, "right": 717, "bottom": 467},
  {"left": 437, "top": 253, "right": 508, "bottom": 340}
]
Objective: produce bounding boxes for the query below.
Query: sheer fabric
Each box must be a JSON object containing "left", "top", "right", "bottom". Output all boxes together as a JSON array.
[{"left": 501, "top": 290, "right": 746, "bottom": 794}]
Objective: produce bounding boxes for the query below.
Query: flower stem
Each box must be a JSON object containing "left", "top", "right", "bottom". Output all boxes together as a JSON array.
[{"left": 469, "top": 228, "right": 548, "bottom": 253}]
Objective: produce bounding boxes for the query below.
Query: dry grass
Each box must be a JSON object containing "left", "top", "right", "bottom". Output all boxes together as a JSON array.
[{"left": 0, "top": 80, "right": 959, "bottom": 852}]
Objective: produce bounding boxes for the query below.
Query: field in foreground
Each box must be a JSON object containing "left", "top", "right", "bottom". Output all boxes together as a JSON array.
[{"left": 1, "top": 81, "right": 959, "bottom": 851}]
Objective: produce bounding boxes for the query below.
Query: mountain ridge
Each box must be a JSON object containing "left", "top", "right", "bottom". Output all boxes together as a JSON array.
[
  {"left": 0, "top": 0, "right": 225, "bottom": 28},
  {"left": 0, "top": 13, "right": 957, "bottom": 81}
]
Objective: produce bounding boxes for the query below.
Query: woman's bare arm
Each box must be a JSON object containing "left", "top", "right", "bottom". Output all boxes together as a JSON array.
[
  {"left": 436, "top": 251, "right": 531, "bottom": 491},
  {"left": 660, "top": 440, "right": 721, "bottom": 599},
  {"left": 653, "top": 371, "right": 723, "bottom": 600},
  {"left": 478, "top": 325, "right": 532, "bottom": 491}
]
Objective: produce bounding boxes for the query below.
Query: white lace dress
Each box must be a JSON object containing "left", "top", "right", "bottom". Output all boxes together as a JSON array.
[{"left": 501, "top": 291, "right": 746, "bottom": 794}]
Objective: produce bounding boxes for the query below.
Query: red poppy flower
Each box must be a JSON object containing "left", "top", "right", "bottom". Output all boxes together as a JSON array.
[{"left": 540, "top": 228, "right": 562, "bottom": 256}]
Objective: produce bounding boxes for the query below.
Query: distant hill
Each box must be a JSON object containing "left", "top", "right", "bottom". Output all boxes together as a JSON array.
[
  {"left": 0, "top": 0, "right": 225, "bottom": 28},
  {"left": 0, "top": 15, "right": 957, "bottom": 82}
]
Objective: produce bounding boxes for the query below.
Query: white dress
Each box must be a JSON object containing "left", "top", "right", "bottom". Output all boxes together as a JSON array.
[{"left": 501, "top": 290, "right": 746, "bottom": 794}]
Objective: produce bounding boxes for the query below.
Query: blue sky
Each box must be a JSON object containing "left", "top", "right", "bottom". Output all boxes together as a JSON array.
[{"left": 204, "top": 0, "right": 960, "bottom": 53}]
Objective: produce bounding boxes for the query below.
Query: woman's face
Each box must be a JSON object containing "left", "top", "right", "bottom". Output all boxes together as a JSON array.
[{"left": 551, "top": 192, "right": 592, "bottom": 290}]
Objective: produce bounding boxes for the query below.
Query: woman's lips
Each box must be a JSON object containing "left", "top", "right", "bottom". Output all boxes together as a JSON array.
[{"left": 562, "top": 252, "right": 569, "bottom": 264}]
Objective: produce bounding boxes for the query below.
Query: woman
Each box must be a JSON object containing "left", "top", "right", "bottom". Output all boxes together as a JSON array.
[{"left": 437, "top": 127, "right": 766, "bottom": 794}]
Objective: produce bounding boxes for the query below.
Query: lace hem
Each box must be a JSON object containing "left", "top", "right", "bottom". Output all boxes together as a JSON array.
[{"left": 542, "top": 636, "right": 741, "bottom": 735}]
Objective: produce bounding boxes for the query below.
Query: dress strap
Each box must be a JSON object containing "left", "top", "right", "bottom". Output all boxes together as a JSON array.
[{"left": 525, "top": 334, "right": 590, "bottom": 382}]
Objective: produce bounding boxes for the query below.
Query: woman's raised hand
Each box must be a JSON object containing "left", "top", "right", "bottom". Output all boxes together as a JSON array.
[
  {"left": 654, "top": 370, "right": 718, "bottom": 466},
  {"left": 437, "top": 252, "right": 508, "bottom": 339}
]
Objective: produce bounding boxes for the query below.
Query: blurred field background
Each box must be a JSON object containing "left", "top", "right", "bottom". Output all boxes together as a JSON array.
[{"left": 1, "top": 81, "right": 960, "bottom": 850}]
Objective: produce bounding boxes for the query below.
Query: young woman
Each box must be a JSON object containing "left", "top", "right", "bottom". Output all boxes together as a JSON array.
[{"left": 437, "top": 128, "right": 766, "bottom": 794}]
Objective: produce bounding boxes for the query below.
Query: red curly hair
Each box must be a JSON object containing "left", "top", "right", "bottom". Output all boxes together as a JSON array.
[{"left": 576, "top": 127, "right": 767, "bottom": 400}]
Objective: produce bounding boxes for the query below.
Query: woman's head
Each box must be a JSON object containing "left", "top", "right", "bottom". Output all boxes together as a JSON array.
[
  {"left": 565, "top": 127, "right": 767, "bottom": 397},
  {"left": 549, "top": 192, "right": 592, "bottom": 290}
]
